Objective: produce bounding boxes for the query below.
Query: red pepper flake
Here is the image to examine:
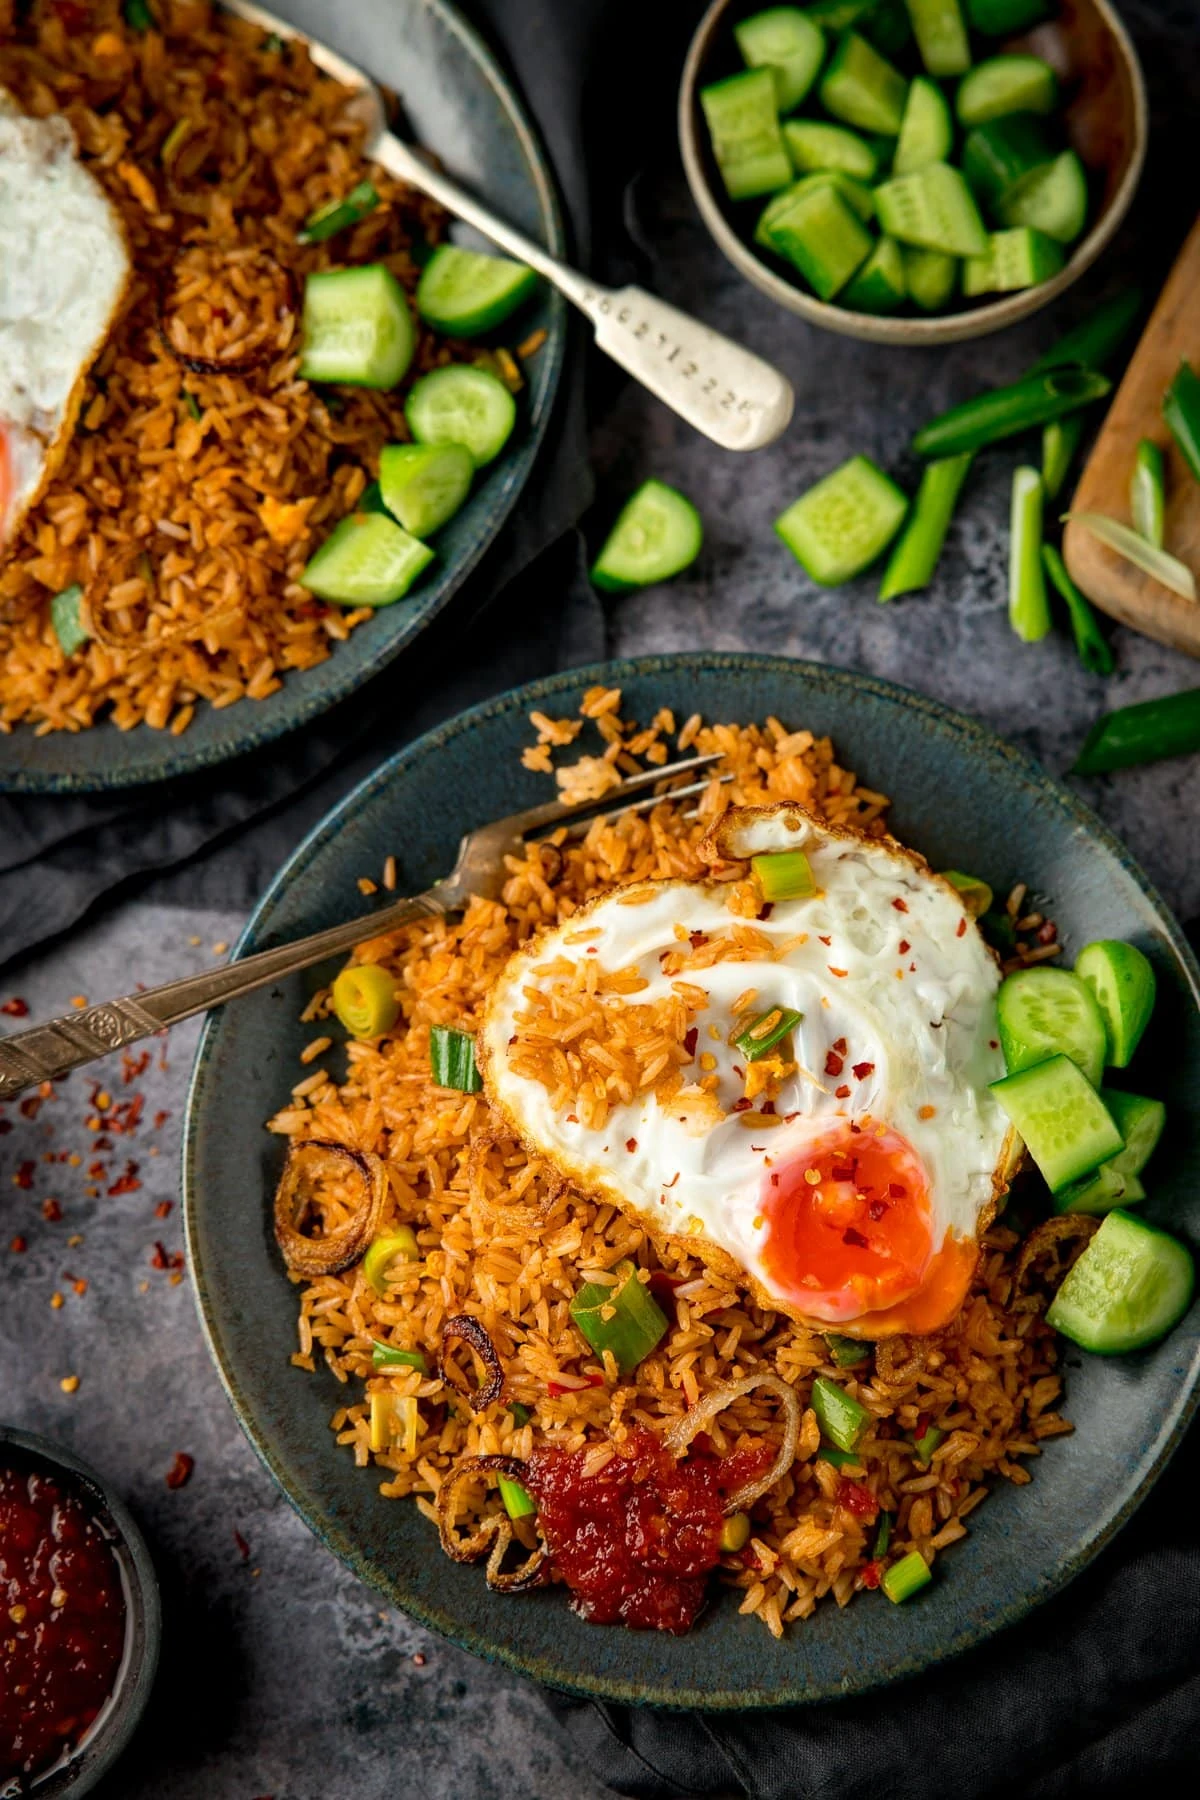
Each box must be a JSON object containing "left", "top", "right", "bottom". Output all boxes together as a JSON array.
[
  {"left": 165, "top": 1452, "right": 194, "bottom": 1490},
  {"left": 121, "top": 1050, "right": 152, "bottom": 1083},
  {"left": 843, "top": 1226, "right": 868, "bottom": 1248},
  {"left": 898, "top": 939, "right": 910, "bottom": 955},
  {"left": 546, "top": 1373, "right": 605, "bottom": 1399},
  {"left": 989, "top": 1039, "right": 999, "bottom": 1050},
  {"left": 14, "top": 1161, "right": 35, "bottom": 1190},
  {"left": 818, "top": 934, "right": 832, "bottom": 946},
  {"left": 956, "top": 918, "right": 967, "bottom": 938},
  {"left": 647, "top": 1271, "right": 684, "bottom": 1301},
  {"left": 861, "top": 1559, "right": 882, "bottom": 1589},
  {"left": 836, "top": 1477, "right": 879, "bottom": 1519},
  {"left": 688, "top": 931, "right": 709, "bottom": 950},
  {"left": 835, "top": 1084, "right": 851, "bottom": 1098},
  {"left": 740, "top": 1546, "right": 761, "bottom": 1572},
  {"left": 824, "top": 1049, "right": 844, "bottom": 1076},
  {"left": 624, "top": 1138, "right": 638, "bottom": 1153},
  {"left": 233, "top": 1529, "right": 251, "bottom": 1561},
  {"left": 828, "top": 967, "right": 848, "bottom": 978},
  {"left": 41, "top": 1198, "right": 62, "bottom": 1222},
  {"left": 663, "top": 1172, "right": 680, "bottom": 1188},
  {"left": 94, "top": 1136, "right": 113, "bottom": 1152},
  {"left": 757, "top": 902, "right": 775, "bottom": 921},
  {"left": 412, "top": 1653, "right": 427, "bottom": 1668},
  {"left": 1037, "top": 920, "right": 1058, "bottom": 945},
  {"left": 683, "top": 1027, "right": 698, "bottom": 1057},
  {"left": 867, "top": 1200, "right": 886, "bottom": 1221},
  {"left": 108, "top": 1162, "right": 142, "bottom": 1196},
  {"left": 891, "top": 899, "right": 908, "bottom": 914},
  {"left": 833, "top": 1038, "right": 848, "bottom": 1054},
  {"left": 888, "top": 1183, "right": 906, "bottom": 1198},
  {"left": 0, "top": 1121, "right": 11, "bottom": 1136},
  {"left": 88, "top": 1162, "right": 107, "bottom": 1181},
  {"left": 770, "top": 1172, "right": 780, "bottom": 1187},
  {"left": 153, "top": 1110, "right": 170, "bottom": 1130},
  {"left": 760, "top": 1099, "right": 776, "bottom": 1115},
  {"left": 852, "top": 1062, "right": 875, "bottom": 1080},
  {"left": 9, "top": 1236, "right": 26, "bottom": 1254},
  {"left": 18, "top": 1095, "right": 42, "bottom": 1120},
  {"left": 71, "top": 1278, "right": 88, "bottom": 1297},
  {"left": 0, "top": 997, "right": 29, "bottom": 1017},
  {"left": 731, "top": 1097, "right": 753, "bottom": 1113}
]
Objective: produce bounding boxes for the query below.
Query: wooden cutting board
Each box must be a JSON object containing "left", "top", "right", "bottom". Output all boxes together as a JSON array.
[{"left": 1064, "top": 213, "right": 1200, "bottom": 658}]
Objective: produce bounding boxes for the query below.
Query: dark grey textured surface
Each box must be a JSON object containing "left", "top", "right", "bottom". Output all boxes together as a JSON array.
[{"left": 3, "top": 0, "right": 1200, "bottom": 1793}]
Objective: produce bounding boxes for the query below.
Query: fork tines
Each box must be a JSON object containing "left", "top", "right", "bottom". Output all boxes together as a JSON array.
[{"left": 515, "top": 749, "right": 724, "bottom": 838}]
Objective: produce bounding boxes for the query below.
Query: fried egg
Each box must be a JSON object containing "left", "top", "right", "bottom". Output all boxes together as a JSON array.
[
  {"left": 481, "top": 803, "right": 1018, "bottom": 1337},
  {"left": 0, "top": 92, "right": 129, "bottom": 557}
]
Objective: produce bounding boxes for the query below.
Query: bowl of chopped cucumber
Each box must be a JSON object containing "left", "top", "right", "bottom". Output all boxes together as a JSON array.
[{"left": 679, "top": 0, "right": 1147, "bottom": 344}]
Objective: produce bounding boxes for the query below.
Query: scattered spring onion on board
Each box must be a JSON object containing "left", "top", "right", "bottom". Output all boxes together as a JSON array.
[
  {"left": 332, "top": 964, "right": 400, "bottom": 1040},
  {"left": 1062, "top": 513, "right": 1196, "bottom": 601},
  {"left": 363, "top": 1229, "right": 420, "bottom": 1297},
  {"left": 1041, "top": 413, "right": 1085, "bottom": 503},
  {"left": 913, "top": 369, "right": 1110, "bottom": 458},
  {"left": 1042, "top": 544, "right": 1114, "bottom": 677},
  {"left": 429, "top": 1025, "right": 482, "bottom": 1093},
  {"left": 1163, "top": 359, "right": 1200, "bottom": 482},
  {"left": 50, "top": 584, "right": 90, "bottom": 657},
  {"left": 569, "top": 1261, "right": 668, "bottom": 1376},
  {"left": 1130, "top": 439, "right": 1166, "bottom": 548},
  {"left": 1074, "top": 687, "right": 1200, "bottom": 774},
  {"left": 733, "top": 1005, "right": 803, "bottom": 1061},
  {"left": 810, "top": 1376, "right": 871, "bottom": 1452},
  {"left": 1008, "top": 466, "right": 1050, "bottom": 643},
  {"left": 878, "top": 451, "right": 972, "bottom": 599},
  {"left": 1027, "top": 286, "right": 1143, "bottom": 375},
  {"left": 297, "top": 180, "right": 379, "bottom": 245}
]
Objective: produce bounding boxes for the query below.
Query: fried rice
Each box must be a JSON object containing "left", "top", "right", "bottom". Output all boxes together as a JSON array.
[
  {"left": 0, "top": 0, "right": 481, "bottom": 736},
  {"left": 269, "top": 692, "right": 1076, "bottom": 1637}
]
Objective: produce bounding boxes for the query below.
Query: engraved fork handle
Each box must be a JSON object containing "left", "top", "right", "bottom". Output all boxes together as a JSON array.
[{"left": 0, "top": 888, "right": 452, "bottom": 1103}]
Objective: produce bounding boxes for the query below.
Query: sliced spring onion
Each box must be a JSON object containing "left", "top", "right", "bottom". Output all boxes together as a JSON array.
[
  {"left": 811, "top": 1375, "right": 871, "bottom": 1452},
  {"left": 1163, "top": 359, "right": 1200, "bottom": 482},
  {"left": 878, "top": 451, "right": 972, "bottom": 600},
  {"left": 941, "top": 870, "right": 993, "bottom": 917},
  {"left": 369, "top": 1390, "right": 419, "bottom": 1456},
  {"left": 816, "top": 1443, "right": 865, "bottom": 1470},
  {"left": 1041, "top": 413, "right": 1085, "bottom": 503},
  {"left": 509, "top": 1402, "right": 532, "bottom": 1427},
  {"left": 569, "top": 1260, "right": 668, "bottom": 1376},
  {"left": 751, "top": 850, "right": 815, "bottom": 902},
  {"left": 429, "top": 1024, "right": 482, "bottom": 1092},
  {"left": 733, "top": 1005, "right": 803, "bottom": 1062},
  {"left": 1042, "top": 544, "right": 1114, "bottom": 677},
  {"left": 333, "top": 963, "right": 400, "bottom": 1040},
  {"left": 1009, "top": 466, "right": 1051, "bottom": 643},
  {"left": 50, "top": 584, "right": 90, "bottom": 657},
  {"left": 498, "top": 1474, "right": 537, "bottom": 1520},
  {"left": 720, "top": 1512, "right": 752, "bottom": 1553},
  {"left": 182, "top": 387, "right": 203, "bottom": 422},
  {"left": 362, "top": 1227, "right": 420, "bottom": 1296},
  {"left": 912, "top": 1423, "right": 945, "bottom": 1464},
  {"left": 124, "top": 0, "right": 155, "bottom": 28},
  {"left": 1074, "top": 687, "right": 1200, "bottom": 775},
  {"left": 1131, "top": 439, "right": 1166, "bottom": 547},
  {"left": 913, "top": 370, "right": 1111, "bottom": 459},
  {"left": 873, "top": 1510, "right": 893, "bottom": 1557},
  {"left": 1028, "top": 286, "right": 1143, "bottom": 376},
  {"left": 825, "top": 1332, "right": 871, "bottom": 1368},
  {"left": 371, "top": 1340, "right": 428, "bottom": 1372},
  {"left": 1063, "top": 512, "right": 1196, "bottom": 601},
  {"left": 882, "top": 1549, "right": 932, "bottom": 1602},
  {"left": 298, "top": 180, "right": 380, "bottom": 245}
]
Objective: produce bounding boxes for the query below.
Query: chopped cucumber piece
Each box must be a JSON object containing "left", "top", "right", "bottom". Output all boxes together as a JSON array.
[
  {"left": 997, "top": 965, "right": 1108, "bottom": 1087},
  {"left": 1046, "top": 1209, "right": 1194, "bottom": 1354},
  {"left": 991, "top": 1054, "right": 1123, "bottom": 1192},
  {"left": 416, "top": 245, "right": 539, "bottom": 338},
  {"left": 405, "top": 365, "right": 516, "bottom": 467},
  {"left": 1075, "top": 940, "right": 1157, "bottom": 1067},
  {"left": 590, "top": 481, "right": 703, "bottom": 592},
  {"left": 1053, "top": 1162, "right": 1145, "bottom": 1217},
  {"left": 735, "top": 7, "right": 826, "bottom": 112},
  {"left": 299, "top": 265, "right": 416, "bottom": 390},
  {"left": 903, "top": 244, "right": 958, "bottom": 310},
  {"left": 50, "top": 583, "right": 90, "bottom": 656},
  {"left": 819, "top": 32, "right": 908, "bottom": 136},
  {"left": 961, "top": 116, "right": 1058, "bottom": 213},
  {"left": 300, "top": 511, "right": 433, "bottom": 607},
  {"left": 756, "top": 174, "right": 876, "bottom": 252},
  {"left": 700, "top": 68, "right": 794, "bottom": 200},
  {"left": 966, "top": 0, "right": 1050, "bottom": 30},
  {"left": 893, "top": 76, "right": 954, "bottom": 175},
  {"left": 1103, "top": 1090, "right": 1166, "bottom": 1179},
  {"left": 379, "top": 442, "right": 474, "bottom": 538},
  {"left": 999, "top": 151, "right": 1088, "bottom": 245},
  {"left": 775, "top": 455, "right": 908, "bottom": 585},
  {"left": 760, "top": 182, "right": 874, "bottom": 299},
  {"left": 963, "top": 227, "right": 1064, "bottom": 295},
  {"left": 781, "top": 118, "right": 879, "bottom": 179},
  {"left": 956, "top": 56, "right": 1059, "bottom": 127},
  {"left": 843, "top": 234, "right": 908, "bottom": 312},
  {"left": 808, "top": 0, "right": 913, "bottom": 57},
  {"left": 904, "top": 0, "right": 971, "bottom": 78},
  {"left": 875, "top": 161, "right": 987, "bottom": 256}
]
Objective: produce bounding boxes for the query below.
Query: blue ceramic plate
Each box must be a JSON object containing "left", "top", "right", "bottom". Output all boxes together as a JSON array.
[
  {"left": 0, "top": 0, "right": 565, "bottom": 794},
  {"left": 183, "top": 653, "right": 1200, "bottom": 1709}
]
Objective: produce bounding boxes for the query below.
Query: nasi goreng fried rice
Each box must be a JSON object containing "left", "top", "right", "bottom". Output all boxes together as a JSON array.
[{"left": 269, "top": 692, "right": 1078, "bottom": 1636}]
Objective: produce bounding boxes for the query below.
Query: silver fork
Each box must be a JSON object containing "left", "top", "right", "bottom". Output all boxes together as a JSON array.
[
  {"left": 218, "top": 0, "right": 794, "bottom": 452},
  {"left": 0, "top": 753, "right": 729, "bottom": 1101}
]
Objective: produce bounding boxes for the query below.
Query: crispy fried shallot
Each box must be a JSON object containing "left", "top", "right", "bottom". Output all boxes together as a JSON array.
[
  {"left": 436, "top": 1455, "right": 548, "bottom": 1593},
  {"left": 273, "top": 1139, "right": 387, "bottom": 1276},
  {"left": 662, "top": 1372, "right": 801, "bottom": 1514},
  {"left": 441, "top": 1314, "right": 506, "bottom": 1412}
]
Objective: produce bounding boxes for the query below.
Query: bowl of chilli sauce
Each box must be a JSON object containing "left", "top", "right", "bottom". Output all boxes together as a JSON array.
[{"left": 0, "top": 1429, "right": 159, "bottom": 1797}]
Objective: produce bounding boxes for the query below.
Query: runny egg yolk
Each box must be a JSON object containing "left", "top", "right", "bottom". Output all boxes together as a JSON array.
[{"left": 760, "top": 1124, "right": 935, "bottom": 1323}]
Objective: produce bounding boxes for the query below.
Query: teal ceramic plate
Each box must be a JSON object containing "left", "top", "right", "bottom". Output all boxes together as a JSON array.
[
  {"left": 0, "top": 0, "right": 565, "bottom": 794},
  {"left": 183, "top": 653, "right": 1200, "bottom": 1709}
]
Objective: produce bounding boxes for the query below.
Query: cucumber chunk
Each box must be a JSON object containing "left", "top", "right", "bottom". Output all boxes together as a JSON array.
[
  {"left": 405, "top": 366, "right": 517, "bottom": 467},
  {"left": 300, "top": 511, "right": 433, "bottom": 607},
  {"left": 966, "top": 0, "right": 1050, "bottom": 31},
  {"left": 781, "top": 118, "right": 879, "bottom": 179},
  {"left": 760, "top": 182, "right": 874, "bottom": 298},
  {"left": 903, "top": 244, "right": 958, "bottom": 310},
  {"left": 990, "top": 1054, "right": 1123, "bottom": 1192},
  {"left": 875, "top": 162, "right": 987, "bottom": 256},
  {"left": 591, "top": 481, "right": 703, "bottom": 592},
  {"left": 997, "top": 965, "right": 1108, "bottom": 1087},
  {"left": 735, "top": 7, "right": 826, "bottom": 112},
  {"left": 999, "top": 150, "right": 1089, "bottom": 245},
  {"left": 775, "top": 455, "right": 908, "bottom": 585},
  {"left": 842, "top": 234, "right": 908, "bottom": 312},
  {"left": 963, "top": 227, "right": 1064, "bottom": 295},
  {"left": 893, "top": 77, "right": 954, "bottom": 175},
  {"left": 378, "top": 442, "right": 474, "bottom": 538},
  {"left": 1053, "top": 1162, "right": 1145, "bottom": 1218},
  {"left": 961, "top": 115, "right": 1058, "bottom": 213},
  {"left": 700, "top": 68, "right": 794, "bottom": 200},
  {"left": 904, "top": 0, "right": 971, "bottom": 79},
  {"left": 1046, "top": 1209, "right": 1194, "bottom": 1354},
  {"left": 299, "top": 265, "right": 416, "bottom": 390},
  {"left": 956, "top": 56, "right": 1059, "bottom": 127},
  {"left": 50, "top": 584, "right": 90, "bottom": 657},
  {"left": 819, "top": 32, "right": 908, "bottom": 136},
  {"left": 416, "top": 246, "right": 540, "bottom": 338},
  {"left": 1075, "top": 940, "right": 1157, "bottom": 1067},
  {"left": 807, "top": 0, "right": 913, "bottom": 59},
  {"left": 756, "top": 174, "right": 876, "bottom": 251}
]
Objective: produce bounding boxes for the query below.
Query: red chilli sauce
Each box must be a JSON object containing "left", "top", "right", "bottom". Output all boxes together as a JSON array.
[
  {"left": 524, "top": 1428, "right": 772, "bottom": 1632},
  {"left": 0, "top": 1462, "right": 127, "bottom": 1785}
]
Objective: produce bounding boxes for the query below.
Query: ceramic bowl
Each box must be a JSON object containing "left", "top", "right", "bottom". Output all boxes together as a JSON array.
[
  {"left": 679, "top": 0, "right": 1147, "bottom": 345},
  {"left": 0, "top": 1428, "right": 160, "bottom": 1796}
]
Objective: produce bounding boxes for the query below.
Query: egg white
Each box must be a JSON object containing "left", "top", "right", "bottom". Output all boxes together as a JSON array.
[
  {"left": 0, "top": 92, "right": 129, "bottom": 555},
  {"left": 481, "top": 803, "right": 1015, "bottom": 1333}
]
